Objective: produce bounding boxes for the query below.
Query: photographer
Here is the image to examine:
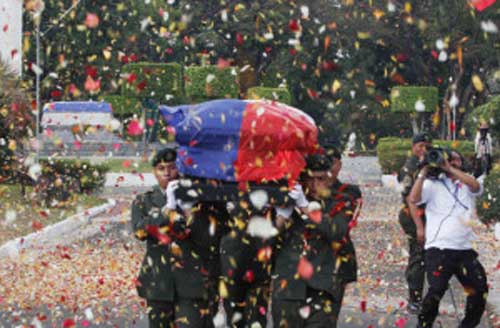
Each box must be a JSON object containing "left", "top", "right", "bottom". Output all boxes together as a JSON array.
[
  {"left": 474, "top": 121, "right": 493, "bottom": 177},
  {"left": 397, "top": 132, "right": 432, "bottom": 313},
  {"left": 409, "top": 149, "right": 489, "bottom": 328}
]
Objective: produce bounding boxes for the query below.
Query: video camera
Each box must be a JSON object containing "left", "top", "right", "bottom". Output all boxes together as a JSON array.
[{"left": 419, "top": 146, "right": 450, "bottom": 179}]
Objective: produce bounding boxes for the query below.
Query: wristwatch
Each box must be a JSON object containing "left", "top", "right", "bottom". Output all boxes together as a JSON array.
[{"left": 417, "top": 172, "right": 426, "bottom": 179}]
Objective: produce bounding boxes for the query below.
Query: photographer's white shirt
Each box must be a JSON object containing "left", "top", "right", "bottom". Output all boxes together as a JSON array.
[{"left": 419, "top": 176, "right": 483, "bottom": 250}]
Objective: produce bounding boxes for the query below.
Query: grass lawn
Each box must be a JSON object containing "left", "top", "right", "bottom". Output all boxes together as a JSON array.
[{"left": 0, "top": 184, "right": 106, "bottom": 246}]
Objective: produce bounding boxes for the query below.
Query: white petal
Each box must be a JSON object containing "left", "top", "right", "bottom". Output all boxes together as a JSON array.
[
  {"left": 415, "top": 99, "right": 426, "bottom": 112},
  {"left": 435, "top": 39, "right": 445, "bottom": 50},
  {"left": 481, "top": 20, "right": 498, "bottom": 33},
  {"left": 300, "top": 5, "right": 310, "bottom": 19},
  {"left": 299, "top": 305, "right": 311, "bottom": 319},
  {"left": 438, "top": 51, "right": 447, "bottom": 62},
  {"left": 246, "top": 216, "right": 278, "bottom": 239},
  {"left": 206, "top": 74, "right": 216, "bottom": 83},
  {"left": 5, "top": 210, "right": 17, "bottom": 224},
  {"left": 249, "top": 189, "right": 268, "bottom": 210}
]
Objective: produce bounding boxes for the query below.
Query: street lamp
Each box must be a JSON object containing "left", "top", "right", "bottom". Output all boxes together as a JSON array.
[{"left": 28, "top": 0, "right": 82, "bottom": 161}]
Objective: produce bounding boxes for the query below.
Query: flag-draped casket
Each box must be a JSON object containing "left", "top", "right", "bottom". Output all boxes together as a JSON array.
[{"left": 160, "top": 99, "right": 318, "bottom": 186}]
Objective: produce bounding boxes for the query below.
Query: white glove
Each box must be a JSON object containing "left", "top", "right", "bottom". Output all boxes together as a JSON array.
[
  {"left": 289, "top": 184, "right": 309, "bottom": 208},
  {"left": 276, "top": 206, "right": 294, "bottom": 219},
  {"left": 179, "top": 201, "right": 195, "bottom": 211},
  {"left": 165, "top": 180, "right": 179, "bottom": 210}
]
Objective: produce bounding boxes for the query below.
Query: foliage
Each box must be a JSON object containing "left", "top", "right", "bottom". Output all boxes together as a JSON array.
[
  {"left": 391, "top": 86, "right": 438, "bottom": 113},
  {"left": 101, "top": 95, "right": 142, "bottom": 118},
  {"left": 477, "top": 166, "right": 500, "bottom": 225},
  {"left": 184, "top": 65, "right": 239, "bottom": 102},
  {"left": 0, "top": 58, "right": 34, "bottom": 180},
  {"left": 39, "top": 159, "right": 109, "bottom": 196},
  {"left": 377, "top": 137, "right": 475, "bottom": 174},
  {"left": 466, "top": 95, "right": 500, "bottom": 139},
  {"left": 246, "top": 87, "right": 292, "bottom": 105},
  {"left": 23, "top": 0, "right": 183, "bottom": 100},
  {"left": 23, "top": 0, "right": 499, "bottom": 147},
  {"left": 121, "top": 62, "right": 184, "bottom": 104}
]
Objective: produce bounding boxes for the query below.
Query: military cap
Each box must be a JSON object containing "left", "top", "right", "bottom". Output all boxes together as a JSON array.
[
  {"left": 151, "top": 147, "right": 177, "bottom": 167},
  {"left": 412, "top": 132, "right": 432, "bottom": 145},
  {"left": 322, "top": 144, "right": 342, "bottom": 160},
  {"left": 305, "top": 154, "right": 332, "bottom": 172}
]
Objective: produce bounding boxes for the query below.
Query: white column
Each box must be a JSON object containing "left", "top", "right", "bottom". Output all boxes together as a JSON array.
[{"left": 0, "top": 0, "right": 23, "bottom": 77}]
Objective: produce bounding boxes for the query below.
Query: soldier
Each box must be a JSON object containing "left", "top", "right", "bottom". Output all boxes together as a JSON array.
[
  {"left": 397, "top": 132, "right": 432, "bottom": 313},
  {"left": 168, "top": 196, "right": 230, "bottom": 327},
  {"left": 220, "top": 199, "right": 275, "bottom": 328},
  {"left": 272, "top": 152, "right": 362, "bottom": 328},
  {"left": 131, "top": 147, "right": 178, "bottom": 328},
  {"left": 323, "top": 146, "right": 362, "bottom": 323}
]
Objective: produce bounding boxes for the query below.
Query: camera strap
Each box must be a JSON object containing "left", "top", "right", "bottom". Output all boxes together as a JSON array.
[{"left": 439, "top": 179, "right": 469, "bottom": 211}]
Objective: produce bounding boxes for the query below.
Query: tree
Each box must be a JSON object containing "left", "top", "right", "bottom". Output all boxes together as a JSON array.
[{"left": 0, "top": 58, "right": 34, "bottom": 180}]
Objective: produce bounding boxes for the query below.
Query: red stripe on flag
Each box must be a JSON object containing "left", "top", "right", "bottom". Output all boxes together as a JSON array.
[{"left": 234, "top": 101, "right": 318, "bottom": 183}]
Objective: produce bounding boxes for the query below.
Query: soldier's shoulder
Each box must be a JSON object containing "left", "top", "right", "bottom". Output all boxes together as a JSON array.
[{"left": 133, "top": 189, "right": 155, "bottom": 203}]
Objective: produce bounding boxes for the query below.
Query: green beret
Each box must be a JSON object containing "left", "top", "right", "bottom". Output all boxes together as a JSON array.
[
  {"left": 305, "top": 154, "right": 332, "bottom": 172},
  {"left": 152, "top": 147, "right": 177, "bottom": 167}
]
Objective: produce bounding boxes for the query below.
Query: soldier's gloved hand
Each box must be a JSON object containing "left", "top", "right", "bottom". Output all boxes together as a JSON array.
[
  {"left": 276, "top": 206, "right": 294, "bottom": 219},
  {"left": 165, "top": 180, "right": 179, "bottom": 210},
  {"left": 178, "top": 200, "right": 195, "bottom": 211},
  {"left": 289, "top": 184, "right": 309, "bottom": 208}
]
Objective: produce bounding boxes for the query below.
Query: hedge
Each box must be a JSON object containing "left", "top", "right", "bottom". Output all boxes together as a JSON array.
[
  {"left": 39, "top": 159, "right": 109, "bottom": 194},
  {"left": 390, "top": 86, "right": 438, "bottom": 113},
  {"left": 121, "top": 62, "right": 183, "bottom": 104},
  {"left": 184, "top": 65, "right": 239, "bottom": 102},
  {"left": 246, "top": 86, "right": 292, "bottom": 105},
  {"left": 376, "top": 137, "right": 475, "bottom": 174},
  {"left": 477, "top": 166, "right": 500, "bottom": 224},
  {"left": 101, "top": 95, "right": 142, "bottom": 118},
  {"left": 465, "top": 95, "right": 500, "bottom": 138}
]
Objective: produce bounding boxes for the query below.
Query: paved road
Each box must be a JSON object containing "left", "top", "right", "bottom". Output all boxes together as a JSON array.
[{"left": 0, "top": 156, "right": 497, "bottom": 327}]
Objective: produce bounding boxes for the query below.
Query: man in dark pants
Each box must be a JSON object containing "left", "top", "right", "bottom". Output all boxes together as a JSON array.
[
  {"left": 409, "top": 150, "right": 488, "bottom": 328},
  {"left": 132, "top": 148, "right": 229, "bottom": 327},
  {"left": 324, "top": 146, "right": 362, "bottom": 322},
  {"left": 168, "top": 200, "right": 230, "bottom": 328},
  {"left": 131, "top": 148, "right": 178, "bottom": 328},
  {"left": 220, "top": 200, "right": 275, "bottom": 328},
  {"left": 272, "top": 153, "right": 362, "bottom": 328},
  {"left": 397, "top": 132, "right": 432, "bottom": 313}
]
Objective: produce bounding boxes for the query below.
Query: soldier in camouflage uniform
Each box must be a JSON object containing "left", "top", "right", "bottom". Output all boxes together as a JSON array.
[
  {"left": 131, "top": 148, "right": 178, "bottom": 328},
  {"left": 397, "top": 132, "right": 432, "bottom": 313},
  {"left": 132, "top": 147, "right": 230, "bottom": 327},
  {"left": 220, "top": 199, "right": 275, "bottom": 328},
  {"left": 272, "top": 152, "right": 362, "bottom": 328}
]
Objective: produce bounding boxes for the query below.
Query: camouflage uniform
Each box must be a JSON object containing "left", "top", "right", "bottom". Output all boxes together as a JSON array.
[
  {"left": 131, "top": 186, "right": 175, "bottom": 328},
  {"left": 397, "top": 155, "right": 426, "bottom": 304},
  {"left": 272, "top": 182, "right": 361, "bottom": 328},
  {"left": 132, "top": 188, "right": 229, "bottom": 328}
]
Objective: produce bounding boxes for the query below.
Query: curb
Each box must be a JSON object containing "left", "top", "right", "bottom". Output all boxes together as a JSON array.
[
  {"left": 104, "top": 173, "right": 155, "bottom": 188},
  {"left": 0, "top": 198, "right": 116, "bottom": 259}
]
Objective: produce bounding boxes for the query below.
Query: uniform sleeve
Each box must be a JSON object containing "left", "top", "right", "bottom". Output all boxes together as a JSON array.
[
  {"left": 303, "top": 210, "right": 348, "bottom": 243},
  {"left": 130, "top": 194, "right": 170, "bottom": 240},
  {"left": 304, "top": 188, "right": 361, "bottom": 243}
]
